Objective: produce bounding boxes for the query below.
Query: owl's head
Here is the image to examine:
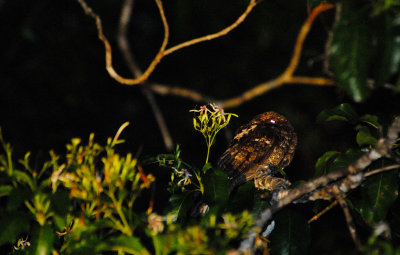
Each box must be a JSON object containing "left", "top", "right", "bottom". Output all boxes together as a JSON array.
[{"left": 252, "top": 111, "right": 292, "bottom": 126}]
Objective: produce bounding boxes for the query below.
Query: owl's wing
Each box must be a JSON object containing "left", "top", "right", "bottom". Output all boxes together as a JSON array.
[{"left": 218, "top": 122, "right": 282, "bottom": 187}]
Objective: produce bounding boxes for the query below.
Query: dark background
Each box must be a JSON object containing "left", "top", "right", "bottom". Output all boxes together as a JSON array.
[
  {"left": 0, "top": 0, "right": 340, "bottom": 168},
  {"left": 1, "top": 0, "right": 399, "bottom": 253}
]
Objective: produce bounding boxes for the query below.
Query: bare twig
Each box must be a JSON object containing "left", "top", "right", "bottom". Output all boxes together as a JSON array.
[
  {"left": 117, "top": 0, "right": 141, "bottom": 78},
  {"left": 308, "top": 199, "right": 338, "bottom": 223},
  {"left": 150, "top": 83, "right": 215, "bottom": 103},
  {"left": 240, "top": 116, "right": 400, "bottom": 253},
  {"left": 220, "top": 3, "right": 336, "bottom": 109},
  {"left": 76, "top": 0, "right": 256, "bottom": 85},
  {"left": 77, "top": 0, "right": 335, "bottom": 108},
  {"left": 141, "top": 88, "right": 174, "bottom": 151},
  {"left": 364, "top": 164, "right": 400, "bottom": 177},
  {"left": 335, "top": 192, "right": 362, "bottom": 251},
  {"left": 149, "top": 4, "right": 336, "bottom": 109},
  {"left": 163, "top": 0, "right": 258, "bottom": 56},
  {"left": 113, "top": 121, "right": 130, "bottom": 144},
  {"left": 117, "top": 0, "right": 173, "bottom": 151},
  {"left": 76, "top": 0, "right": 169, "bottom": 85}
]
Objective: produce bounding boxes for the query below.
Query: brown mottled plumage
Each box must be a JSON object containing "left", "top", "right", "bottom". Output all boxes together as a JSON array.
[{"left": 218, "top": 111, "right": 297, "bottom": 191}]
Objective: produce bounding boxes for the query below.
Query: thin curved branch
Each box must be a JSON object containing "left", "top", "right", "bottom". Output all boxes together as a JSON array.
[
  {"left": 76, "top": 0, "right": 256, "bottom": 85},
  {"left": 150, "top": 83, "right": 215, "bottom": 103},
  {"left": 281, "top": 3, "right": 335, "bottom": 79},
  {"left": 220, "top": 76, "right": 335, "bottom": 109},
  {"left": 163, "top": 0, "right": 258, "bottom": 56},
  {"left": 76, "top": 0, "right": 169, "bottom": 85},
  {"left": 220, "top": 3, "right": 335, "bottom": 108},
  {"left": 117, "top": 0, "right": 142, "bottom": 78},
  {"left": 117, "top": 0, "right": 173, "bottom": 151},
  {"left": 335, "top": 192, "right": 362, "bottom": 251},
  {"left": 148, "top": 3, "right": 336, "bottom": 109},
  {"left": 364, "top": 164, "right": 400, "bottom": 177},
  {"left": 77, "top": 0, "right": 335, "bottom": 108}
]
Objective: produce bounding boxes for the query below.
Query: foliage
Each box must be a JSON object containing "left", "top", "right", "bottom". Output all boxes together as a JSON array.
[
  {"left": 190, "top": 104, "right": 238, "bottom": 164},
  {"left": 2, "top": 0, "right": 400, "bottom": 254},
  {"left": 1, "top": 101, "right": 400, "bottom": 254},
  {"left": 328, "top": 0, "right": 400, "bottom": 102},
  {"left": 0, "top": 116, "right": 255, "bottom": 254},
  {"left": 316, "top": 104, "right": 399, "bottom": 226}
]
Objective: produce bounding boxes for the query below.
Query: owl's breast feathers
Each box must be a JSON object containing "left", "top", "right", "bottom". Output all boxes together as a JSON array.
[{"left": 218, "top": 111, "right": 297, "bottom": 189}]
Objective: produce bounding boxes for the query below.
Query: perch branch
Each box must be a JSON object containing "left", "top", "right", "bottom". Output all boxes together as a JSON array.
[
  {"left": 240, "top": 116, "right": 400, "bottom": 253},
  {"left": 308, "top": 164, "right": 400, "bottom": 223},
  {"left": 117, "top": 0, "right": 173, "bottom": 151}
]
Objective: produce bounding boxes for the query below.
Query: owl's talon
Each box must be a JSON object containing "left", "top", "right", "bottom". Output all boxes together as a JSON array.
[{"left": 254, "top": 176, "right": 291, "bottom": 191}]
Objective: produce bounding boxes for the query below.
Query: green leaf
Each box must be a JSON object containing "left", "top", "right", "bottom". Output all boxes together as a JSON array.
[
  {"left": 28, "top": 224, "right": 55, "bottom": 255},
  {"left": 356, "top": 126, "right": 378, "bottom": 147},
  {"left": 167, "top": 191, "right": 195, "bottom": 221},
  {"left": 202, "top": 168, "right": 229, "bottom": 206},
  {"left": 152, "top": 234, "right": 168, "bottom": 255},
  {"left": 387, "top": 197, "right": 400, "bottom": 241},
  {"left": 329, "top": 7, "right": 370, "bottom": 102},
  {"left": 202, "top": 162, "right": 213, "bottom": 174},
  {"left": 97, "top": 235, "right": 150, "bottom": 255},
  {"left": 0, "top": 185, "right": 12, "bottom": 197},
  {"left": 228, "top": 182, "right": 255, "bottom": 213},
  {"left": 0, "top": 212, "right": 30, "bottom": 246},
  {"left": 314, "top": 151, "right": 340, "bottom": 177},
  {"left": 372, "top": 13, "right": 400, "bottom": 88},
  {"left": 328, "top": 149, "right": 364, "bottom": 172},
  {"left": 354, "top": 163, "right": 399, "bottom": 225},
  {"left": 251, "top": 191, "right": 271, "bottom": 218},
  {"left": 13, "top": 170, "right": 35, "bottom": 191},
  {"left": 269, "top": 210, "right": 310, "bottom": 255},
  {"left": 396, "top": 76, "right": 400, "bottom": 92},
  {"left": 50, "top": 190, "right": 72, "bottom": 217},
  {"left": 359, "top": 114, "right": 380, "bottom": 129},
  {"left": 317, "top": 103, "right": 359, "bottom": 124},
  {"left": 60, "top": 220, "right": 114, "bottom": 253},
  {"left": 7, "top": 187, "right": 32, "bottom": 212}
]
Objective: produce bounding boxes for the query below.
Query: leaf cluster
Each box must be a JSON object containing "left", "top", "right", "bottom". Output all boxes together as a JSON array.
[
  {"left": 314, "top": 104, "right": 400, "bottom": 251},
  {"left": 327, "top": 0, "right": 400, "bottom": 102}
]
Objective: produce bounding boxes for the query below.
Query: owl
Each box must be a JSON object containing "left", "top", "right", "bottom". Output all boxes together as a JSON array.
[{"left": 218, "top": 111, "right": 297, "bottom": 191}]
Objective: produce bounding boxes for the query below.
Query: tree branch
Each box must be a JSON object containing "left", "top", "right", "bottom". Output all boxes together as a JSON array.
[
  {"left": 220, "top": 3, "right": 335, "bottom": 109},
  {"left": 163, "top": 0, "right": 258, "bottom": 56},
  {"left": 76, "top": 0, "right": 169, "bottom": 85},
  {"left": 117, "top": 0, "right": 173, "bottom": 151},
  {"left": 77, "top": 0, "right": 335, "bottom": 109},
  {"left": 335, "top": 192, "right": 362, "bottom": 251},
  {"left": 149, "top": 3, "right": 336, "bottom": 109},
  {"left": 76, "top": 0, "right": 256, "bottom": 86},
  {"left": 364, "top": 164, "right": 400, "bottom": 177},
  {"left": 240, "top": 116, "right": 400, "bottom": 253}
]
